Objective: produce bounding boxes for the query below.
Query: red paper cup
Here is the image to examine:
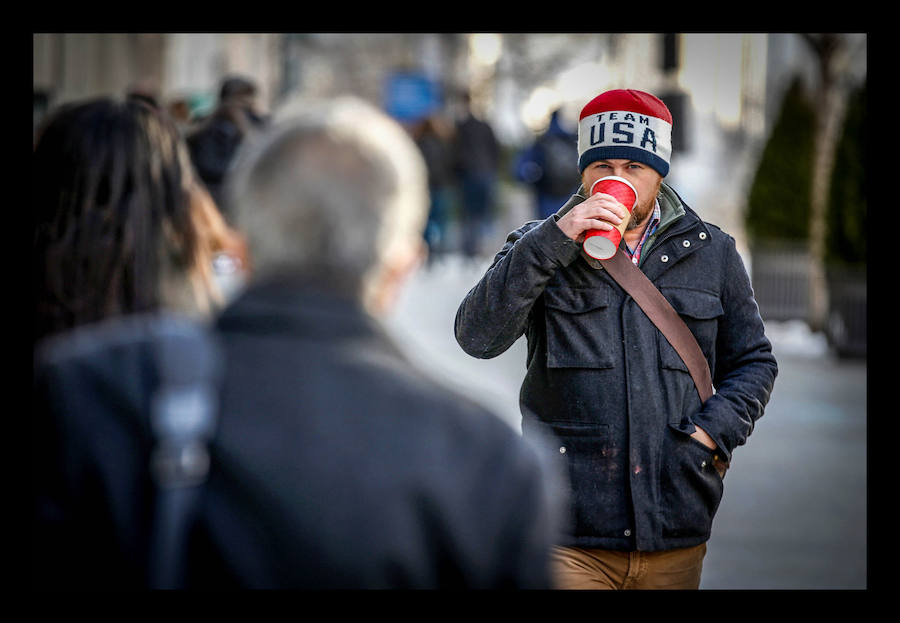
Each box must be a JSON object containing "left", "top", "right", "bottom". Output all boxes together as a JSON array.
[{"left": 582, "top": 176, "right": 638, "bottom": 260}]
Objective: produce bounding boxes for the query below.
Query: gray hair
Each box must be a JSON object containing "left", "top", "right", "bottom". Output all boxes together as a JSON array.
[{"left": 225, "top": 96, "right": 428, "bottom": 306}]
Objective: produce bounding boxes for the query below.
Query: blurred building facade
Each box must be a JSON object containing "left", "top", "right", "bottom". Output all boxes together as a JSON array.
[
  {"left": 33, "top": 32, "right": 863, "bottom": 239},
  {"left": 33, "top": 33, "right": 866, "bottom": 341}
]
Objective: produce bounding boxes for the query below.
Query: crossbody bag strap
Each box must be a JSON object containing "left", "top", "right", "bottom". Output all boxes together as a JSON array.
[
  {"left": 599, "top": 250, "right": 714, "bottom": 404},
  {"left": 148, "top": 320, "right": 221, "bottom": 589}
]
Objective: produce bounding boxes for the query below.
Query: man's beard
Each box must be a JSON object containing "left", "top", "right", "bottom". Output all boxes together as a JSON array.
[{"left": 625, "top": 179, "right": 662, "bottom": 231}]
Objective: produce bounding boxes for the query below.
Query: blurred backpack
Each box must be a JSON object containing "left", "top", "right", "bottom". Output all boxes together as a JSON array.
[
  {"left": 32, "top": 313, "right": 221, "bottom": 589},
  {"left": 535, "top": 132, "right": 580, "bottom": 198}
]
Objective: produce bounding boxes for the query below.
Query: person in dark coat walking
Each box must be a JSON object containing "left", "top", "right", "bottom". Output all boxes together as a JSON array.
[
  {"left": 186, "top": 76, "right": 268, "bottom": 222},
  {"left": 455, "top": 89, "right": 777, "bottom": 589},
  {"left": 32, "top": 95, "right": 563, "bottom": 590},
  {"left": 514, "top": 109, "right": 581, "bottom": 220},
  {"left": 453, "top": 93, "right": 500, "bottom": 259},
  {"left": 412, "top": 115, "right": 456, "bottom": 261}
]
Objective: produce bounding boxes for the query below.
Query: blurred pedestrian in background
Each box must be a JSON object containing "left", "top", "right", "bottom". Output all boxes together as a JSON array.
[
  {"left": 186, "top": 75, "right": 268, "bottom": 222},
  {"left": 32, "top": 96, "right": 244, "bottom": 348},
  {"left": 453, "top": 92, "right": 500, "bottom": 260},
  {"left": 412, "top": 114, "right": 456, "bottom": 263},
  {"left": 514, "top": 108, "right": 581, "bottom": 220},
  {"left": 32, "top": 95, "right": 562, "bottom": 589},
  {"left": 456, "top": 88, "right": 777, "bottom": 590}
]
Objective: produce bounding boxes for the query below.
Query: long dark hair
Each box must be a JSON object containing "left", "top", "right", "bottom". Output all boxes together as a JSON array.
[{"left": 33, "top": 97, "right": 209, "bottom": 344}]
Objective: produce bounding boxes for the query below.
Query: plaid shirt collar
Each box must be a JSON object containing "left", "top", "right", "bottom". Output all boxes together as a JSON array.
[{"left": 624, "top": 198, "right": 661, "bottom": 265}]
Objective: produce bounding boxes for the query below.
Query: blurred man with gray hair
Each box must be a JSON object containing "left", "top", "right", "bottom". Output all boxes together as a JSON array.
[{"left": 185, "top": 96, "right": 562, "bottom": 588}]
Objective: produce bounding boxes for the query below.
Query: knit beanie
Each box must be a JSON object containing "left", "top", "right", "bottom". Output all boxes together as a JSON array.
[{"left": 577, "top": 89, "right": 673, "bottom": 177}]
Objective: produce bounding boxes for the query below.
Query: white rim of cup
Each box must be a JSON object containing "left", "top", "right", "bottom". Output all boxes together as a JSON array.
[{"left": 590, "top": 175, "right": 638, "bottom": 210}]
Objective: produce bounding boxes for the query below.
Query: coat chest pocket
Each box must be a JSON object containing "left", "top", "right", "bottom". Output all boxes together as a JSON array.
[
  {"left": 657, "top": 287, "right": 723, "bottom": 372},
  {"left": 543, "top": 284, "right": 615, "bottom": 369}
]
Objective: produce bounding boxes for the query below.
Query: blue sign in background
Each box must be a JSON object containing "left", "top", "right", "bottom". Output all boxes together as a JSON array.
[{"left": 383, "top": 72, "right": 442, "bottom": 122}]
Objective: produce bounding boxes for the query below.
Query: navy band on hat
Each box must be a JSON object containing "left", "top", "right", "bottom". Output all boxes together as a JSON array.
[{"left": 577, "top": 145, "right": 670, "bottom": 178}]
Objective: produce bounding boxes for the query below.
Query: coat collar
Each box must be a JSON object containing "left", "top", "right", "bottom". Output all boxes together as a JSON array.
[
  {"left": 215, "top": 273, "right": 384, "bottom": 343},
  {"left": 639, "top": 186, "right": 714, "bottom": 281}
]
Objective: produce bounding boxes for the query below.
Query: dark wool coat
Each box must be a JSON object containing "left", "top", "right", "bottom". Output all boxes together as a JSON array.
[
  {"left": 455, "top": 183, "right": 778, "bottom": 552},
  {"left": 32, "top": 279, "right": 561, "bottom": 589}
]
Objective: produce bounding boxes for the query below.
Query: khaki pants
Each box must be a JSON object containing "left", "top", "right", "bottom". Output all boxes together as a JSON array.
[{"left": 551, "top": 543, "right": 707, "bottom": 590}]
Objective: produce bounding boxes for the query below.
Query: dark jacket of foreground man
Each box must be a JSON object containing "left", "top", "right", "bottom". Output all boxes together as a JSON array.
[{"left": 32, "top": 276, "right": 560, "bottom": 589}]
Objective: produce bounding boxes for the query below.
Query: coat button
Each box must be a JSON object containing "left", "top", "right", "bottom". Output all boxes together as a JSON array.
[
  {"left": 624, "top": 529, "right": 632, "bottom": 536},
  {"left": 682, "top": 240, "right": 691, "bottom": 247},
  {"left": 701, "top": 460, "right": 707, "bottom": 468},
  {"left": 699, "top": 232, "right": 707, "bottom": 240},
  {"left": 661, "top": 255, "right": 669, "bottom": 262},
  {"left": 559, "top": 446, "right": 566, "bottom": 454}
]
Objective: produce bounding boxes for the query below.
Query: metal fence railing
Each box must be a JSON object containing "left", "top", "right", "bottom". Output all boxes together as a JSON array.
[
  {"left": 825, "top": 265, "right": 867, "bottom": 359},
  {"left": 750, "top": 239, "right": 866, "bottom": 359},
  {"left": 751, "top": 240, "right": 811, "bottom": 323}
]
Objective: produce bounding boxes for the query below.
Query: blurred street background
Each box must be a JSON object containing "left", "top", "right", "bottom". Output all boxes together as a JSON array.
[{"left": 34, "top": 32, "right": 868, "bottom": 590}]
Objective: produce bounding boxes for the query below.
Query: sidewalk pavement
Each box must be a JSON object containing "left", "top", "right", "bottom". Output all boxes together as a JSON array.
[{"left": 700, "top": 321, "right": 866, "bottom": 589}]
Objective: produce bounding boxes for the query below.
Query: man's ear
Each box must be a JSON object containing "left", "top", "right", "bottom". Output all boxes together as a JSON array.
[{"left": 363, "top": 239, "right": 427, "bottom": 317}]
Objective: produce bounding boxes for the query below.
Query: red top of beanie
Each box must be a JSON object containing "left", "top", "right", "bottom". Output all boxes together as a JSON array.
[{"left": 580, "top": 89, "right": 673, "bottom": 124}]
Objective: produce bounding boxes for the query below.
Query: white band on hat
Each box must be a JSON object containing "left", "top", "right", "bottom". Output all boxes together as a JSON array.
[{"left": 577, "top": 110, "right": 672, "bottom": 166}]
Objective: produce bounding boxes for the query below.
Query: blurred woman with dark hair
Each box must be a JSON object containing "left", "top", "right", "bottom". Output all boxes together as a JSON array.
[{"left": 32, "top": 96, "right": 245, "bottom": 346}]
